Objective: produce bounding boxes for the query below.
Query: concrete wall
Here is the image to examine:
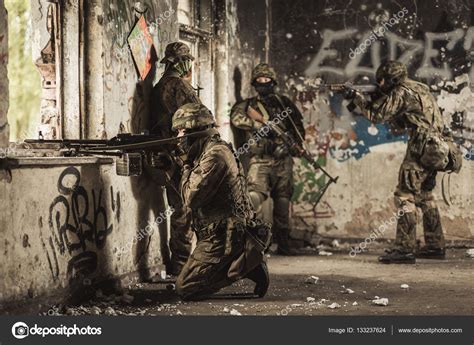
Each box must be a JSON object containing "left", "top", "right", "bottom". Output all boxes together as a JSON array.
[
  {"left": 0, "top": 159, "right": 166, "bottom": 311},
  {"left": 0, "top": 0, "right": 180, "bottom": 312},
  {"left": 264, "top": 0, "right": 474, "bottom": 243},
  {"left": 0, "top": 0, "right": 8, "bottom": 146}
]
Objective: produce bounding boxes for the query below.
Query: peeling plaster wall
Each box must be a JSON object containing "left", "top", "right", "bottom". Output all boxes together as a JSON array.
[
  {"left": 266, "top": 0, "right": 474, "bottom": 242},
  {"left": 0, "top": 0, "right": 9, "bottom": 146},
  {"left": 0, "top": 161, "right": 166, "bottom": 309},
  {"left": 0, "top": 0, "right": 181, "bottom": 310},
  {"left": 100, "top": 0, "right": 179, "bottom": 137},
  {"left": 226, "top": 0, "right": 268, "bottom": 143}
]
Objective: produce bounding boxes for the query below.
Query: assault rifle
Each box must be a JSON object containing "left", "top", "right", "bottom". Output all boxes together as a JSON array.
[
  {"left": 313, "top": 83, "right": 378, "bottom": 94},
  {"left": 25, "top": 131, "right": 208, "bottom": 176},
  {"left": 313, "top": 83, "right": 379, "bottom": 111},
  {"left": 247, "top": 106, "right": 339, "bottom": 205}
]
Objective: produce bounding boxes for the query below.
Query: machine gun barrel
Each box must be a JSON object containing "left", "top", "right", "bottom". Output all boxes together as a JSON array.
[{"left": 314, "top": 83, "right": 377, "bottom": 94}]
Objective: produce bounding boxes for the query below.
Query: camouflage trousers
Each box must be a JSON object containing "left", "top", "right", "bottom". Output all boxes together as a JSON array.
[
  {"left": 393, "top": 149, "right": 445, "bottom": 253},
  {"left": 246, "top": 155, "right": 293, "bottom": 247},
  {"left": 166, "top": 171, "right": 193, "bottom": 275},
  {"left": 176, "top": 220, "right": 245, "bottom": 301}
]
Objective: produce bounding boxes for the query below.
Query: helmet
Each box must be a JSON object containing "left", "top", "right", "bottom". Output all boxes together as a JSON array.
[
  {"left": 160, "top": 42, "right": 194, "bottom": 64},
  {"left": 375, "top": 60, "right": 408, "bottom": 86},
  {"left": 172, "top": 103, "right": 215, "bottom": 131},
  {"left": 251, "top": 63, "right": 277, "bottom": 83}
]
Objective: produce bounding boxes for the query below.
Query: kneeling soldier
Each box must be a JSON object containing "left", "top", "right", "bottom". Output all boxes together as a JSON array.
[{"left": 173, "top": 103, "right": 270, "bottom": 300}]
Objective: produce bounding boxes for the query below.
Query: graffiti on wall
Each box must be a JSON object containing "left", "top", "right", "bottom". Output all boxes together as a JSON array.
[
  {"left": 41, "top": 167, "right": 120, "bottom": 284},
  {"left": 101, "top": 0, "right": 178, "bottom": 134},
  {"left": 283, "top": 20, "right": 474, "bottom": 223}
]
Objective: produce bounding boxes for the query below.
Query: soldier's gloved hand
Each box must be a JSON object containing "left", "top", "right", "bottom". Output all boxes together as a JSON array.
[
  {"left": 150, "top": 152, "right": 173, "bottom": 170},
  {"left": 343, "top": 86, "right": 357, "bottom": 100}
]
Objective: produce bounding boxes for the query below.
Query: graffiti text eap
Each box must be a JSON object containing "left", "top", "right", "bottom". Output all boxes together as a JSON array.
[{"left": 305, "top": 28, "right": 473, "bottom": 81}]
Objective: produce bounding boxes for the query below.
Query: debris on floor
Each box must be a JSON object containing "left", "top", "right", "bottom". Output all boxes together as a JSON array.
[
  {"left": 230, "top": 308, "right": 242, "bottom": 316},
  {"left": 304, "top": 276, "right": 320, "bottom": 284},
  {"left": 327, "top": 302, "right": 341, "bottom": 309},
  {"left": 466, "top": 249, "right": 474, "bottom": 258},
  {"left": 400, "top": 284, "right": 409, "bottom": 290},
  {"left": 318, "top": 250, "right": 333, "bottom": 256},
  {"left": 372, "top": 297, "right": 389, "bottom": 306}
]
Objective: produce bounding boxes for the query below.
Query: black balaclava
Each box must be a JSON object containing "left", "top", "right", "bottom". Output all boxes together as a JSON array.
[{"left": 252, "top": 80, "right": 276, "bottom": 96}]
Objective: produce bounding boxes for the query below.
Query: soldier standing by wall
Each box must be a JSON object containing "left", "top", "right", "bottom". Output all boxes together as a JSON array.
[
  {"left": 230, "top": 63, "right": 305, "bottom": 255},
  {"left": 345, "top": 61, "right": 462, "bottom": 264},
  {"left": 172, "top": 103, "right": 270, "bottom": 301},
  {"left": 148, "top": 42, "right": 201, "bottom": 276}
]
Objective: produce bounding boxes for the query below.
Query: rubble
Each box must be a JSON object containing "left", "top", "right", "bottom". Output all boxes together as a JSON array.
[
  {"left": 372, "top": 298, "right": 389, "bottom": 306},
  {"left": 104, "top": 306, "right": 117, "bottom": 316},
  {"left": 400, "top": 284, "right": 409, "bottom": 289},
  {"left": 343, "top": 288, "right": 355, "bottom": 294},
  {"left": 352, "top": 302, "right": 358, "bottom": 306},
  {"left": 90, "top": 306, "right": 101, "bottom": 315},
  {"left": 304, "top": 276, "right": 320, "bottom": 284},
  {"left": 230, "top": 309, "right": 242, "bottom": 316},
  {"left": 327, "top": 303, "right": 341, "bottom": 309},
  {"left": 306, "top": 297, "right": 316, "bottom": 303}
]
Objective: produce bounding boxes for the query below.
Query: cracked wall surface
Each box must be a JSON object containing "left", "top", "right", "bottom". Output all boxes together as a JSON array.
[{"left": 0, "top": 0, "right": 9, "bottom": 146}]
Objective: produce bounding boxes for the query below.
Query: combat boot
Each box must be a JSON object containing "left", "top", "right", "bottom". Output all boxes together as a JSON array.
[
  {"left": 275, "top": 234, "right": 297, "bottom": 256},
  {"left": 416, "top": 247, "right": 446, "bottom": 259},
  {"left": 378, "top": 249, "right": 416, "bottom": 264},
  {"left": 246, "top": 262, "right": 270, "bottom": 298}
]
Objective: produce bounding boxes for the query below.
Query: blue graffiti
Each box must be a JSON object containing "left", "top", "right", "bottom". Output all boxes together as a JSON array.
[{"left": 329, "top": 116, "right": 407, "bottom": 161}]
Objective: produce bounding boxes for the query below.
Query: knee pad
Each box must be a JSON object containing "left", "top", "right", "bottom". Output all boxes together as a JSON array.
[{"left": 394, "top": 193, "right": 416, "bottom": 213}]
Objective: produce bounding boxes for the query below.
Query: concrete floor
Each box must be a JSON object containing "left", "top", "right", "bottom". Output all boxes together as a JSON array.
[{"left": 53, "top": 248, "right": 474, "bottom": 316}]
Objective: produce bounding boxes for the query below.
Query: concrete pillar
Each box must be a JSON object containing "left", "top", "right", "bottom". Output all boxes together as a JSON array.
[
  {"left": 0, "top": 0, "right": 9, "bottom": 146},
  {"left": 214, "top": 0, "right": 230, "bottom": 141}
]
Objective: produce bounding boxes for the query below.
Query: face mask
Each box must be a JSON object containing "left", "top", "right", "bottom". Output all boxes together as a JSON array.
[
  {"left": 173, "top": 60, "right": 192, "bottom": 78},
  {"left": 253, "top": 80, "right": 276, "bottom": 96}
]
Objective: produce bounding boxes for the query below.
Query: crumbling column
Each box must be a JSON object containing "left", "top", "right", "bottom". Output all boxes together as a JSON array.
[
  {"left": 35, "top": 4, "right": 60, "bottom": 139},
  {"left": 0, "top": 0, "right": 9, "bottom": 146}
]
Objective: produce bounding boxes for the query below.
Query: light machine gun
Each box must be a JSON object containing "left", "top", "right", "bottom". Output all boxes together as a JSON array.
[{"left": 24, "top": 131, "right": 207, "bottom": 176}]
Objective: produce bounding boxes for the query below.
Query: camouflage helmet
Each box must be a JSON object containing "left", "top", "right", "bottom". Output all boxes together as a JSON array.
[
  {"left": 160, "top": 42, "right": 195, "bottom": 64},
  {"left": 172, "top": 103, "right": 215, "bottom": 131},
  {"left": 375, "top": 60, "right": 408, "bottom": 85},
  {"left": 251, "top": 63, "right": 277, "bottom": 82}
]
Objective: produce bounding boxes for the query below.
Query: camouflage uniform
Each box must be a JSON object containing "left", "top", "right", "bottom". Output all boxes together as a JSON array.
[
  {"left": 352, "top": 61, "right": 445, "bottom": 256},
  {"left": 149, "top": 42, "right": 201, "bottom": 275},
  {"left": 173, "top": 104, "right": 267, "bottom": 301},
  {"left": 230, "top": 63, "right": 305, "bottom": 254}
]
